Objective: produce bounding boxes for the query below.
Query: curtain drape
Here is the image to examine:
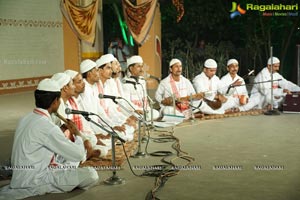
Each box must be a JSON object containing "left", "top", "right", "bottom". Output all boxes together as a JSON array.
[
  {"left": 122, "top": 0, "right": 158, "bottom": 46},
  {"left": 60, "top": 0, "right": 99, "bottom": 44}
]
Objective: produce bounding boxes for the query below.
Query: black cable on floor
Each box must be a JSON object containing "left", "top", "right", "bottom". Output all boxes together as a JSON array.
[{"left": 121, "top": 124, "right": 195, "bottom": 200}]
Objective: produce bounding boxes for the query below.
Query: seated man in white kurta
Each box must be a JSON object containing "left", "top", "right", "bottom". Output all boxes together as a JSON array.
[
  {"left": 95, "top": 54, "right": 136, "bottom": 141},
  {"left": 192, "top": 59, "right": 226, "bottom": 114},
  {"left": 79, "top": 59, "right": 132, "bottom": 142},
  {"left": 110, "top": 57, "right": 138, "bottom": 117},
  {"left": 239, "top": 56, "right": 300, "bottom": 111},
  {"left": 0, "top": 79, "right": 98, "bottom": 199},
  {"left": 50, "top": 73, "right": 74, "bottom": 134},
  {"left": 122, "top": 55, "right": 160, "bottom": 121},
  {"left": 64, "top": 69, "right": 111, "bottom": 157},
  {"left": 155, "top": 58, "right": 203, "bottom": 119},
  {"left": 220, "top": 59, "right": 249, "bottom": 111}
]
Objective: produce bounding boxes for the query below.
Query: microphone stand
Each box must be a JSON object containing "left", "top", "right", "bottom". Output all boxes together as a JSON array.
[
  {"left": 147, "top": 95, "right": 154, "bottom": 128},
  {"left": 133, "top": 119, "right": 147, "bottom": 158},
  {"left": 232, "top": 79, "right": 283, "bottom": 87},
  {"left": 172, "top": 94, "right": 176, "bottom": 115},
  {"left": 83, "top": 114, "right": 125, "bottom": 185},
  {"left": 189, "top": 94, "right": 195, "bottom": 123},
  {"left": 144, "top": 95, "right": 161, "bottom": 133},
  {"left": 264, "top": 46, "right": 280, "bottom": 115},
  {"left": 116, "top": 97, "right": 147, "bottom": 158}
]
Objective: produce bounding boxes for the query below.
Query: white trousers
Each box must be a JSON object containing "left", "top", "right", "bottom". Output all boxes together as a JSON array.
[{"left": 0, "top": 167, "right": 99, "bottom": 199}]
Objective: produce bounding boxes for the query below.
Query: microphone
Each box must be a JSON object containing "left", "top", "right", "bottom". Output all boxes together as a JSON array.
[
  {"left": 144, "top": 73, "right": 160, "bottom": 83},
  {"left": 242, "top": 69, "right": 255, "bottom": 80},
  {"left": 98, "top": 93, "right": 122, "bottom": 101},
  {"left": 248, "top": 70, "right": 255, "bottom": 76},
  {"left": 65, "top": 108, "right": 95, "bottom": 116}
]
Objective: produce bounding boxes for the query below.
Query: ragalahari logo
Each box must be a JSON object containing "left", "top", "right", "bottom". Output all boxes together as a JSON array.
[{"left": 230, "top": 2, "right": 246, "bottom": 19}]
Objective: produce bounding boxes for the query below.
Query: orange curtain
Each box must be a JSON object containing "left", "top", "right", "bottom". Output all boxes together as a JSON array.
[
  {"left": 122, "top": 0, "right": 158, "bottom": 46},
  {"left": 60, "top": 0, "right": 98, "bottom": 44}
]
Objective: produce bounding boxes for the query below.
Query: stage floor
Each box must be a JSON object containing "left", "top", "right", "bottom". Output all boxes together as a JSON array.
[{"left": 1, "top": 92, "right": 300, "bottom": 200}]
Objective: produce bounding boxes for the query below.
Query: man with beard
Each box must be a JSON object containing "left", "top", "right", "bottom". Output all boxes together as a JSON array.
[
  {"left": 79, "top": 59, "right": 129, "bottom": 143},
  {"left": 220, "top": 59, "right": 249, "bottom": 112},
  {"left": 64, "top": 69, "right": 111, "bottom": 158},
  {"left": 95, "top": 54, "right": 136, "bottom": 142},
  {"left": 239, "top": 57, "right": 300, "bottom": 111},
  {"left": 122, "top": 55, "right": 160, "bottom": 121},
  {"left": 155, "top": 58, "right": 203, "bottom": 119}
]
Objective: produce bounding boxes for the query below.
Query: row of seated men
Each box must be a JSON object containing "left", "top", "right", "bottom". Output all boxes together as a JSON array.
[
  {"left": 51, "top": 54, "right": 300, "bottom": 160},
  {"left": 156, "top": 57, "right": 300, "bottom": 119},
  {"left": 2, "top": 54, "right": 300, "bottom": 199},
  {"left": 1, "top": 54, "right": 158, "bottom": 199}
]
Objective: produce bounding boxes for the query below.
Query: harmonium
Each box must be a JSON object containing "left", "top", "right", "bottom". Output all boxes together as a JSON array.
[{"left": 283, "top": 92, "right": 300, "bottom": 113}]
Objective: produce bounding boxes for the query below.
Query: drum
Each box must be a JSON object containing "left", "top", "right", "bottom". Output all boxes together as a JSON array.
[
  {"left": 283, "top": 92, "right": 300, "bottom": 113},
  {"left": 239, "top": 95, "right": 248, "bottom": 105}
]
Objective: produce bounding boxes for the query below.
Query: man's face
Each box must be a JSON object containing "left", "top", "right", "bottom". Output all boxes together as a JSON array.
[
  {"left": 53, "top": 97, "right": 61, "bottom": 112},
  {"left": 227, "top": 63, "right": 239, "bottom": 76},
  {"left": 267, "top": 63, "right": 280, "bottom": 73},
  {"left": 63, "top": 80, "right": 76, "bottom": 98},
  {"left": 73, "top": 73, "right": 85, "bottom": 94},
  {"left": 130, "top": 63, "right": 144, "bottom": 76},
  {"left": 88, "top": 67, "right": 100, "bottom": 83},
  {"left": 99, "top": 63, "right": 113, "bottom": 80},
  {"left": 111, "top": 60, "right": 121, "bottom": 74},
  {"left": 170, "top": 63, "right": 182, "bottom": 76},
  {"left": 204, "top": 67, "right": 217, "bottom": 79}
]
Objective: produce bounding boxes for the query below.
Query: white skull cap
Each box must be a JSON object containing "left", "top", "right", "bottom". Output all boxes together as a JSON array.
[
  {"left": 267, "top": 57, "right": 280, "bottom": 65},
  {"left": 204, "top": 59, "right": 217, "bottom": 68},
  {"left": 51, "top": 73, "right": 71, "bottom": 89},
  {"left": 80, "top": 59, "right": 97, "bottom": 74},
  {"left": 127, "top": 55, "right": 143, "bottom": 67},
  {"left": 37, "top": 78, "right": 61, "bottom": 92},
  {"left": 64, "top": 69, "right": 79, "bottom": 79},
  {"left": 96, "top": 54, "right": 115, "bottom": 67},
  {"left": 169, "top": 58, "right": 182, "bottom": 67},
  {"left": 227, "top": 59, "right": 239, "bottom": 66}
]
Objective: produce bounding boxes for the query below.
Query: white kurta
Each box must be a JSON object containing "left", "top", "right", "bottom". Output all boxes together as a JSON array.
[
  {"left": 192, "top": 72, "right": 225, "bottom": 114},
  {"left": 0, "top": 108, "right": 98, "bottom": 199},
  {"left": 155, "top": 74, "right": 201, "bottom": 117},
  {"left": 240, "top": 67, "right": 300, "bottom": 111},
  {"left": 66, "top": 96, "right": 111, "bottom": 157},
  {"left": 97, "top": 79, "right": 128, "bottom": 123},
  {"left": 80, "top": 79, "right": 133, "bottom": 142},
  {"left": 113, "top": 77, "right": 125, "bottom": 97},
  {"left": 97, "top": 79, "right": 134, "bottom": 141},
  {"left": 193, "top": 72, "right": 223, "bottom": 99},
  {"left": 220, "top": 73, "right": 249, "bottom": 109},
  {"left": 111, "top": 77, "right": 137, "bottom": 117},
  {"left": 122, "top": 76, "right": 160, "bottom": 121}
]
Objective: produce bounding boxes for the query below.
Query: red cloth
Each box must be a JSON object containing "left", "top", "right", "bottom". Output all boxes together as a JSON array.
[
  {"left": 68, "top": 98, "right": 83, "bottom": 131},
  {"left": 169, "top": 76, "right": 189, "bottom": 111}
]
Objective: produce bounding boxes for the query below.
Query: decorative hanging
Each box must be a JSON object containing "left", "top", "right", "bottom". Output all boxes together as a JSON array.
[
  {"left": 122, "top": 0, "right": 158, "bottom": 46},
  {"left": 60, "top": 0, "right": 99, "bottom": 44},
  {"left": 172, "top": 0, "right": 184, "bottom": 22}
]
